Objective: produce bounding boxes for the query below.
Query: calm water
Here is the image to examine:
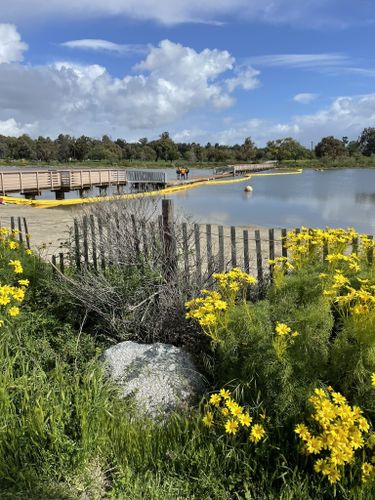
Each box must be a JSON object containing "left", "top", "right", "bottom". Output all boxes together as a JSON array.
[
  {"left": 4, "top": 166, "right": 375, "bottom": 233},
  {"left": 170, "top": 168, "right": 375, "bottom": 233}
]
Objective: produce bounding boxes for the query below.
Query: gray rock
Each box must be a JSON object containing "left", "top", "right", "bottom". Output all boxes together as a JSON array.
[{"left": 102, "top": 341, "right": 206, "bottom": 418}]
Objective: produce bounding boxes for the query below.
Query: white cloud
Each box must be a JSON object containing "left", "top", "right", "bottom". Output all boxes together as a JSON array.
[
  {"left": 0, "top": 24, "right": 28, "bottom": 64},
  {"left": 0, "top": 118, "right": 36, "bottom": 136},
  {"left": 293, "top": 93, "right": 319, "bottom": 104},
  {"left": 61, "top": 39, "right": 148, "bottom": 55},
  {"left": 190, "top": 93, "right": 375, "bottom": 146},
  {"left": 248, "top": 53, "right": 348, "bottom": 69},
  {"left": 225, "top": 66, "right": 260, "bottom": 92},
  {"left": 0, "top": 38, "right": 258, "bottom": 137},
  {"left": 0, "top": 0, "right": 352, "bottom": 26}
]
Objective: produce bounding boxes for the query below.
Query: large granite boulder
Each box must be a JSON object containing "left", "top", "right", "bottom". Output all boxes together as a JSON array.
[{"left": 102, "top": 341, "right": 206, "bottom": 419}]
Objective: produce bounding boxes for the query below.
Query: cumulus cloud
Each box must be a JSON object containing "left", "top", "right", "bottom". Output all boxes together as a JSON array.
[
  {"left": 0, "top": 0, "right": 353, "bottom": 26},
  {"left": 293, "top": 93, "right": 319, "bottom": 104},
  {"left": 61, "top": 39, "right": 148, "bottom": 55},
  {"left": 0, "top": 38, "right": 256, "bottom": 136},
  {"left": 191, "top": 94, "right": 375, "bottom": 146},
  {"left": 0, "top": 118, "right": 36, "bottom": 136},
  {"left": 0, "top": 24, "right": 28, "bottom": 64}
]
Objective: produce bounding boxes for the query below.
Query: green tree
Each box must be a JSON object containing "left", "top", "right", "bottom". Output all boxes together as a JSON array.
[
  {"left": 266, "top": 137, "right": 309, "bottom": 162},
  {"left": 314, "top": 136, "right": 347, "bottom": 159},
  {"left": 151, "top": 132, "right": 179, "bottom": 161},
  {"left": 358, "top": 127, "right": 375, "bottom": 156}
]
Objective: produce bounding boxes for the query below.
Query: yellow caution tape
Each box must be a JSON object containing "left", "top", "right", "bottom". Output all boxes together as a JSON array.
[{"left": 1, "top": 168, "right": 302, "bottom": 209}]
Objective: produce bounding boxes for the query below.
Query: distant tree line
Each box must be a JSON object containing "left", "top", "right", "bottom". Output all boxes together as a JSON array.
[{"left": 1, "top": 128, "right": 375, "bottom": 163}]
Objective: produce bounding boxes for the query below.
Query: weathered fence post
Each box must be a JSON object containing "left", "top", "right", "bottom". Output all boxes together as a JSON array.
[{"left": 162, "top": 199, "right": 177, "bottom": 278}]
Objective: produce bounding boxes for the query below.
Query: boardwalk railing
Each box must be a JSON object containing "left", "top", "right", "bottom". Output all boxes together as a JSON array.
[
  {"left": 127, "top": 170, "right": 166, "bottom": 185},
  {"left": 0, "top": 168, "right": 165, "bottom": 195},
  {"left": 214, "top": 163, "right": 276, "bottom": 176}
]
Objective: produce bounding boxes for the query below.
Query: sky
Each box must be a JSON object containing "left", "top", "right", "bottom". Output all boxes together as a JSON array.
[{"left": 0, "top": 0, "right": 375, "bottom": 146}]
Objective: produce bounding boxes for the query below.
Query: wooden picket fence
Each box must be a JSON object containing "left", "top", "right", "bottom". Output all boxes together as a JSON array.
[
  {"left": 50, "top": 199, "right": 374, "bottom": 282},
  {"left": 49, "top": 199, "right": 289, "bottom": 283}
]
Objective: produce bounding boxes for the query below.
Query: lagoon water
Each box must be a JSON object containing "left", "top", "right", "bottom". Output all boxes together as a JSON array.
[
  {"left": 170, "top": 168, "right": 375, "bottom": 233},
  {"left": 5, "top": 167, "right": 375, "bottom": 233}
]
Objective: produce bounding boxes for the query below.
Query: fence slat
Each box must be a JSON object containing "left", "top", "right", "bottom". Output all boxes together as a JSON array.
[
  {"left": 131, "top": 214, "right": 140, "bottom": 257},
  {"left": 255, "top": 230, "right": 263, "bottom": 283},
  {"left": 281, "top": 228, "right": 288, "bottom": 258},
  {"left": 23, "top": 217, "right": 31, "bottom": 249},
  {"left": 17, "top": 217, "right": 23, "bottom": 244},
  {"left": 206, "top": 224, "right": 213, "bottom": 276},
  {"left": 10, "top": 216, "right": 15, "bottom": 232},
  {"left": 352, "top": 236, "right": 359, "bottom": 255},
  {"left": 74, "top": 219, "right": 81, "bottom": 270},
  {"left": 194, "top": 223, "right": 202, "bottom": 282},
  {"left": 231, "top": 226, "right": 237, "bottom": 268},
  {"left": 90, "top": 215, "right": 98, "bottom": 271},
  {"left": 59, "top": 252, "right": 65, "bottom": 274},
  {"left": 367, "top": 235, "right": 374, "bottom": 265},
  {"left": 182, "top": 222, "right": 190, "bottom": 283},
  {"left": 97, "top": 215, "right": 106, "bottom": 270},
  {"left": 162, "top": 199, "right": 177, "bottom": 277},
  {"left": 218, "top": 225, "right": 224, "bottom": 271},
  {"left": 141, "top": 220, "right": 148, "bottom": 259},
  {"left": 243, "top": 230, "right": 250, "bottom": 274},
  {"left": 82, "top": 216, "right": 89, "bottom": 266},
  {"left": 51, "top": 254, "right": 57, "bottom": 275},
  {"left": 269, "top": 228, "right": 275, "bottom": 276}
]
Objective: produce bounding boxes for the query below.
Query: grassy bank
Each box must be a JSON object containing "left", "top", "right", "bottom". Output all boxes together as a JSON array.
[{"left": 2, "top": 217, "right": 375, "bottom": 498}]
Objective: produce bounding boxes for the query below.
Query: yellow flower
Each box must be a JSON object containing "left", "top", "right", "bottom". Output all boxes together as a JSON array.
[
  {"left": 25, "top": 249, "right": 33, "bottom": 255},
  {"left": 249, "top": 424, "right": 266, "bottom": 443},
  {"left": 202, "top": 412, "right": 214, "bottom": 427},
  {"left": 209, "top": 393, "right": 222, "bottom": 407},
  {"left": 225, "top": 419, "right": 239, "bottom": 435},
  {"left": 219, "top": 388, "right": 231, "bottom": 400},
  {"left": 8, "top": 306, "right": 20, "bottom": 317},
  {"left": 238, "top": 413, "right": 252, "bottom": 427},
  {"left": 371, "top": 373, "right": 375, "bottom": 388},
  {"left": 221, "top": 407, "right": 229, "bottom": 417},
  {"left": 332, "top": 391, "right": 346, "bottom": 406},
  {"left": 275, "top": 322, "right": 291, "bottom": 336},
  {"left": 18, "top": 279, "right": 30, "bottom": 287},
  {"left": 0, "top": 320, "right": 4, "bottom": 327},
  {"left": 8, "top": 240, "right": 19, "bottom": 250},
  {"left": 8, "top": 259, "right": 23, "bottom": 274}
]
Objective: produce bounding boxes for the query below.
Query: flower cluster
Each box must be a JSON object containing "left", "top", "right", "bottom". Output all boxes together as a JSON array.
[
  {"left": 185, "top": 269, "right": 256, "bottom": 343},
  {"left": 273, "top": 322, "right": 299, "bottom": 360},
  {"left": 202, "top": 389, "right": 266, "bottom": 444},
  {"left": 212, "top": 268, "right": 256, "bottom": 302},
  {"left": 295, "top": 387, "right": 371, "bottom": 484}
]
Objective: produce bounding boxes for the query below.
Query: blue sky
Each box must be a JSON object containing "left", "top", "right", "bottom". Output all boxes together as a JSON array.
[{"left": 0, "top": 0, "right": 375, "bottom": 146}]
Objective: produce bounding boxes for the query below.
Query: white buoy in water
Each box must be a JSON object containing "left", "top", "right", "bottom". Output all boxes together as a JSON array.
[{"left": 244, "top": 185, "right": 253, "bottom": 192}]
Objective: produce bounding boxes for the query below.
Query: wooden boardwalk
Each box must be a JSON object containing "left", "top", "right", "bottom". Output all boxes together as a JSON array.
[
  {"left": 0, "top": 169, "right": 166, "bottom": 199},
  {"left": 214, "top": 163, "right": 276, "bottom": 176}
]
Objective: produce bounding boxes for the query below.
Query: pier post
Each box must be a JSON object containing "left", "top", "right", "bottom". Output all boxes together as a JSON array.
[
  {"left": 55, "top": 190, "right": 65, "bottom": 200},
  {"left": 99, "top": 186, "right": 108, "bottom": 197},
  {"left": 79, "top": 188, "right": 90, "bottom": 198},
  {"left": 117, "top": 185, "right": 124, "bottom": 195},
  {"left": 24, "top": 192, "right": 38, "bottom": 200}
]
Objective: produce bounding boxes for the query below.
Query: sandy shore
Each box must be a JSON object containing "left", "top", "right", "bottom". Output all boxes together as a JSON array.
[{"left": 0, "top": 205, "right": 80, "bottom": 256}]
